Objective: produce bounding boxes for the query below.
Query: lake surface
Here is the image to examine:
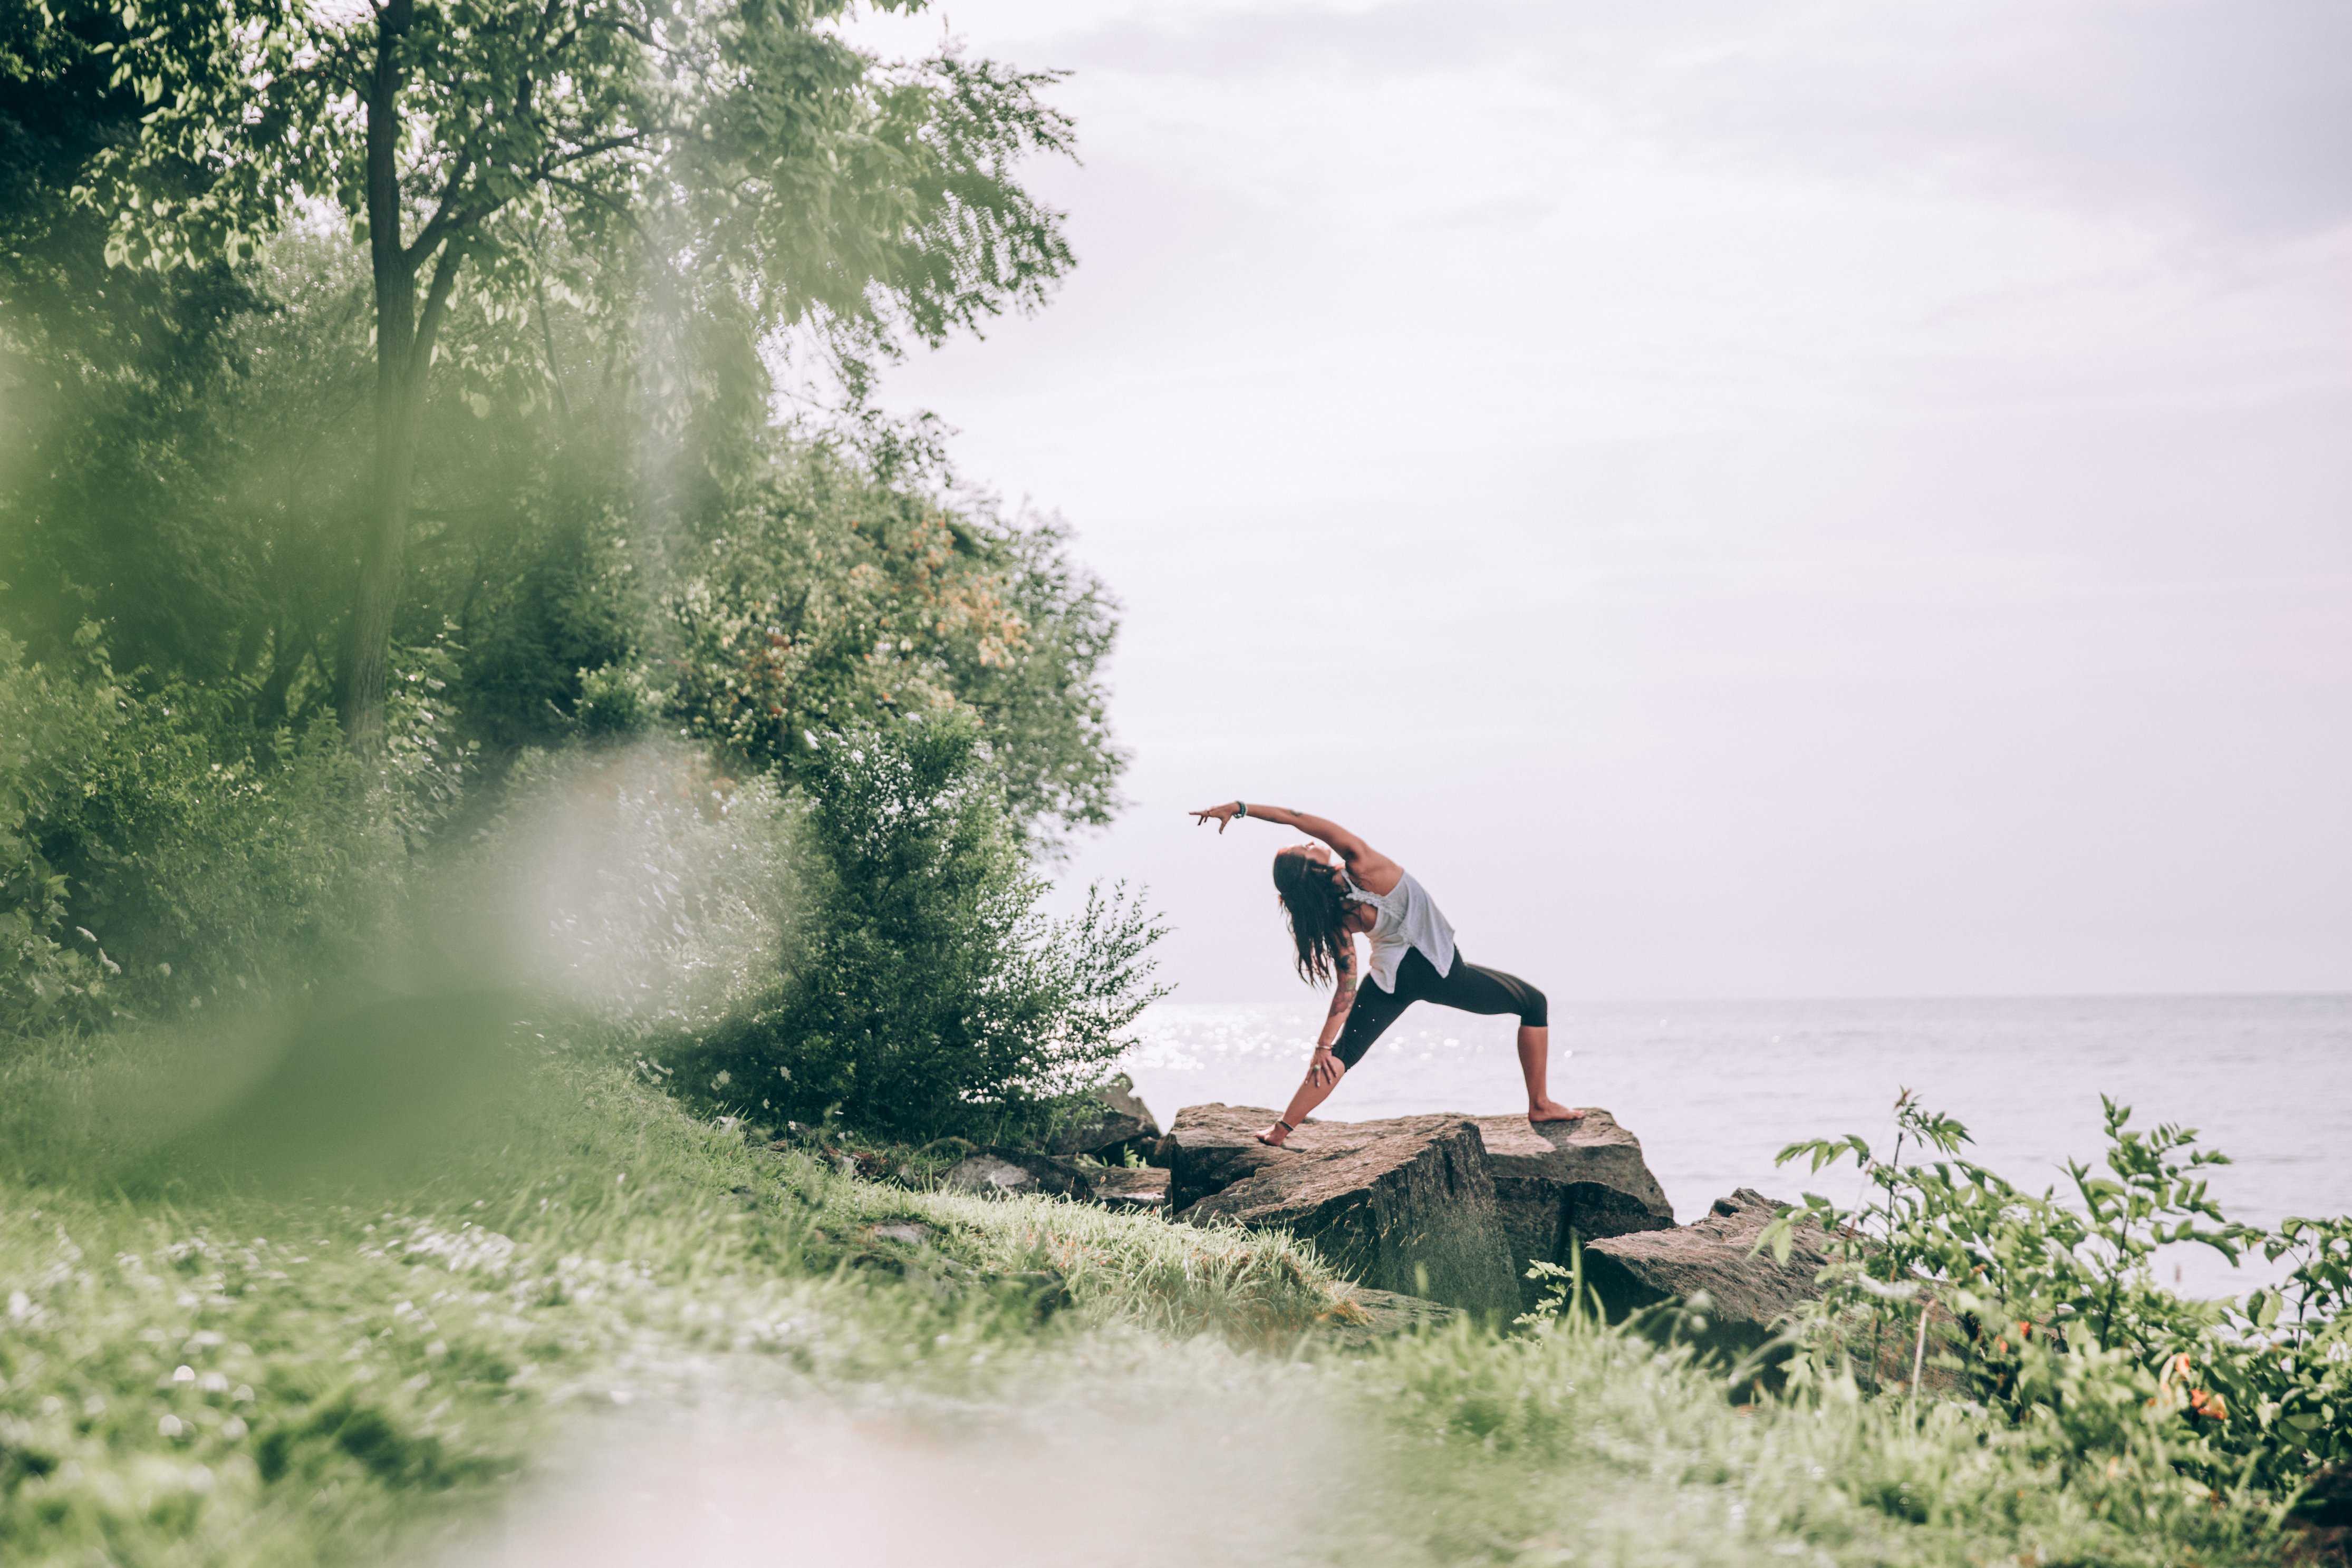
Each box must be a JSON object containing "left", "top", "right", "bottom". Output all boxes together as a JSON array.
[{"left": 1117, "top": 993, "right": 2352, "bottom": 1299}]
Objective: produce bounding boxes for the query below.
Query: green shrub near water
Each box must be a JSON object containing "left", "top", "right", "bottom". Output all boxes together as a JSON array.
[
  {"left": 677, "top": 712, "right": 1167, "bottom": 1141},
  {"left": 1762, "top": 1090, "right": 2352, "bottom": 1521},
  {"left": 4, "top": 622, "right": 1156, "bottom": 1131}
]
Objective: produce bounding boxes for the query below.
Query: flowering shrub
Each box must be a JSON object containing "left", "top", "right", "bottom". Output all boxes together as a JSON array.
[{"left": 622, "top": 451, "right": 1124, "bottom": 855}]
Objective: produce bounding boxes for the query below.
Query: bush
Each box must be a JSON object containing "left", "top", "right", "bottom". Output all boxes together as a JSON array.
[
  {"left": 645, "top": 450, "right": 1126, "bottom": 853},
  {"left": 1763, "top": 1092, "right": 2352, "bottom": 1511},
  {"left": 465, "top": 739, "right": 799, "bottom": 1030},
  {"left": 0, "top": 625, "right": 466, "bottom": 1033},
  {"left": 680, "top": 712, "right": 1164, "bottom": 1141},
  {"left": 1, "top": 625, "right": 122, "bottom": 1032}
]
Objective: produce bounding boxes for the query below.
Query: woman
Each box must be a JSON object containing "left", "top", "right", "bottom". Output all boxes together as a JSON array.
[{"left": 1190, "top": 799, "right": 1581, "bottom": 1147}]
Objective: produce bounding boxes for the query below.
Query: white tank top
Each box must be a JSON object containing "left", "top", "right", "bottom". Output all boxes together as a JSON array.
[{"left": 1343, "top": 868, "right": 1457, "bottom": 993}]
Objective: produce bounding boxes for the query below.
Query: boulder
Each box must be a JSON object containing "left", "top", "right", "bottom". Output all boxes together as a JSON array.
[
  {"left": 1580, "top": 1187, "right": 1831, "bottom": 1352},
  {"left": 1089, "top": 1164, "right": 1171, "bottom": 1213},
  {"left": 1322, "top": 1284, "right": 1460, "bottom": 1346},
  {"left": 1470, "top": 1112, "right": 1676, "bottom": 1306},
  {"left": 940, "top": 1149, "right": 1095, "bottom": 1201},
  {"left": 1161, "top": 1104, "right": 1521, "bottom": 1317},
  {"left": 1044, "top": 1074, "right": 1162, "bottom": 1160}
]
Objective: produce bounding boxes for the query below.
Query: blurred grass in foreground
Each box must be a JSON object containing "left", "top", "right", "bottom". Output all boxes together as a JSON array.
[{"left": 0, "top": 1025, "right": 2300, "bottom": 1568}]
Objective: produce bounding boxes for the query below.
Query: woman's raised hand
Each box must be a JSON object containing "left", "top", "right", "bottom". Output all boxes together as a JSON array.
[{"left": 1189, "top": 802, "right": 1241, "bottom": 833}]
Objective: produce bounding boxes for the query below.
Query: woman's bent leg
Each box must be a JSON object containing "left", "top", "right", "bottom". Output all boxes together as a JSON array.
[{"left": 1434, "top": 957, "right": 1583, "bottom": 1124}]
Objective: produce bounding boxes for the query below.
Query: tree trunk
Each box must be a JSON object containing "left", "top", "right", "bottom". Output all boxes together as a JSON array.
[
  {"left": 345, "top": 354, "right": 420, "bottom": 755},
  {"left": 342, "top": 0, "right": 418, "bottom": 757}
]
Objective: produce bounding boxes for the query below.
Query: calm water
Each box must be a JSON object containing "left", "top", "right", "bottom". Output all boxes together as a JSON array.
[{"left": 1118, "top": 994, "right": 2352, "bottom": 1298}]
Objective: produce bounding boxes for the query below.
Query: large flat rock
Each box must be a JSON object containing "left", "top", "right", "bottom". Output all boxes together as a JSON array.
[
  {"left": 1164, "top": 1105, "right": 1521, "bottom": 1317},
  {"left": 1471, "top": 1112, "right": 1675, "bottom": 1305},
  {"left": 1580, "top": 1187, "right": 1831, "bottom": 1352}
]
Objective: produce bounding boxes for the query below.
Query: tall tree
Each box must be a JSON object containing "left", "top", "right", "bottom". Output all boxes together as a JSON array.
[{"left": 83, "top": 0, "right": 1073, "bottom": 752}]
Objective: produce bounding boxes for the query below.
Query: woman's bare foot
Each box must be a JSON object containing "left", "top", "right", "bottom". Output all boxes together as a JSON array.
[
  {"left": 1257, "top": 1120, "right": 1294, "bottom": 1147},
  {"left": 1528, "top": 1100, "right": 1585, "bottom": 1124}
]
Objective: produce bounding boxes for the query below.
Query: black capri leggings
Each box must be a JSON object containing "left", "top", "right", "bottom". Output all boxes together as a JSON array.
[{"left": 1331, "top": 947, "right": 1547, "bottom": 1068}]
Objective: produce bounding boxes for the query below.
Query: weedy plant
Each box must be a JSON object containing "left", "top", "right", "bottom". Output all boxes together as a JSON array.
[{"left": 1759, "top": 1090, "right": 2352, "bottom": 1515}]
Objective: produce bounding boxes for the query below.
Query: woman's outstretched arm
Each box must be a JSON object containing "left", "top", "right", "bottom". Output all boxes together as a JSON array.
[{"left": 1189, "top": 800, "right": 1401, "bottom": 891}]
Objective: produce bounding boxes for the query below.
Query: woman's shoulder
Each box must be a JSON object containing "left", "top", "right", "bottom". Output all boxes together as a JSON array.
[{"left": 1345, "top": 854, "right": 1407, "bottom": 898}]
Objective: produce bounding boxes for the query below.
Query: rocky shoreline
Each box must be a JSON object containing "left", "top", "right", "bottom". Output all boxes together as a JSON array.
[{"left": 936, "top": 1078, "right": 1832, "bottom": 1342}]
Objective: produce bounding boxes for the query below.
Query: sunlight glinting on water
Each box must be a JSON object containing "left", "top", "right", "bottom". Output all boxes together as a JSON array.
[{"left": 1120, "top": 994, "right": 2352, "bottom": 1300}]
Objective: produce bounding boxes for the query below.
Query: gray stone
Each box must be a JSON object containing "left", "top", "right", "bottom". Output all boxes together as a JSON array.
[
  {"left": 1470, "top": 1112, "right": 1676, "bottom": 1305},
  {"left": 941, "top": 1149, "right": 1095, "bottom": 1200},
  {"left": 1322, "top": 1284, "right": 1460, "bottom": 1345},
  {"left": 1043, "top": 1074, "right": 1163, "bottom": 1159},
  {"left": 1580, "top": 1187, "right": 1832, "bottom": 1352},
  {"left": 1162, "top": 1104, "right": 1521, "bottom": 1317},
  {"left": 1088, "top": 1164, "right": 1171, "bottom": 1213}
]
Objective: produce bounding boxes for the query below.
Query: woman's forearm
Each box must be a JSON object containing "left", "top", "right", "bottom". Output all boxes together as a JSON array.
[{"left": 1316, "top": 970, "right": 1357, "bottom": 1048}]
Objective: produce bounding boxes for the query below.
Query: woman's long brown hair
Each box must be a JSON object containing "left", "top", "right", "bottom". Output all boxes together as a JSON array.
[{"left": 1271, "top": 847, "right": 1353, "bottom": 986}]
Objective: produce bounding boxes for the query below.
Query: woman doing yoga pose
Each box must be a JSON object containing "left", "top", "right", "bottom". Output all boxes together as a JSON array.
[{"left": 1190, "top": 800, "right": 1581, "bottom": 1148}]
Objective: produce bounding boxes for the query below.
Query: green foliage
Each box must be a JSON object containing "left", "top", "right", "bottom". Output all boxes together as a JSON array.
[
  {"left": 0, "top": 1038, "right": 1346, "bottom": 1565},
  {"left": 62, "top": 0, "right": 1078, "bottom": 742},
  {"left": 1356, "top": 1318, "right": 2287, "bottom": 1566},
  {"left": 0, "top": 1030, "right": 2314, "bottom": 1568},
  {"left": 1516, "top": 1239, "right": 1611, "bottom": 1334},
  {"left": 467, "top": 740, "right": 801, "bottom": 1029},
  {"left": 83, "top": 0, "right": 1075, "bottom": 355},
  {"left": 0, "top": 626, "right": 470, "bottom": 1034},
  {"left": 651, "top": 448, "right": 1125, "bottom": 849},
  {"left": 0, "top": 628, "right": 123, "bottom": 1033},
  {"left": 1763, "top": 1090, "right": 2352, "bottom": 1507},
  {"left": 683, "top": 712, "right": 1164, "bottom": 1141}
]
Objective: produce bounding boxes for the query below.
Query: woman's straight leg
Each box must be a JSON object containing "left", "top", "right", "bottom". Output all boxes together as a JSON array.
[
  {"left": 1267, "top": 966, "right": 1415, "bottom": 1138},
  {"left": 1515, "top": 1025, "right": 1582, "bottom": 1123}
]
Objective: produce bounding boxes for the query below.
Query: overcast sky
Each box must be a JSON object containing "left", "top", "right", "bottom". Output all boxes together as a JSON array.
[{"left": 846, "top": 0, "right": 2352, "bottom": 1004}]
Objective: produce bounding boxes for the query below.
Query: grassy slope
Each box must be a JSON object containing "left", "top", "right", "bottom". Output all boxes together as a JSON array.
[{"left": 0, "top": 1034, "right": 2293, "bottom": 1568}]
